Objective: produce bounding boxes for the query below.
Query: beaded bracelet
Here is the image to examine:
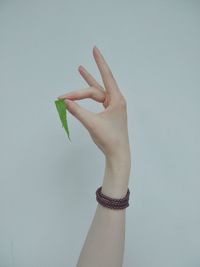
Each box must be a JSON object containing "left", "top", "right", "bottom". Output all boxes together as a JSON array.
[{"left": 96, "top": 186, "right": 130, "bottom": 209}]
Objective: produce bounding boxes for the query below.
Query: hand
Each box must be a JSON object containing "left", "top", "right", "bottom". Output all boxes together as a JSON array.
[{"left": 57, "top": 46, "right": 131, "bottom": 163}]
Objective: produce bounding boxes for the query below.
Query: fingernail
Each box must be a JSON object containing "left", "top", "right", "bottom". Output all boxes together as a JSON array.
[
  {"left": 94, "top": 45, "right": 100, "bottom": 53},
  {"left": 64, "top": 99, "right": 72, "bottom": 103}
]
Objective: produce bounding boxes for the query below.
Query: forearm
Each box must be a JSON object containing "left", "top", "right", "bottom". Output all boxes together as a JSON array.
[{"left": 76, "top": 150, "right": 131, "bottom": 267}]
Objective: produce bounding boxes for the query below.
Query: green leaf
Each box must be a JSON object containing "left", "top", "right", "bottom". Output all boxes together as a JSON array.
[{"left": 54, "top": 99, "right": 71, "bottom": 141}]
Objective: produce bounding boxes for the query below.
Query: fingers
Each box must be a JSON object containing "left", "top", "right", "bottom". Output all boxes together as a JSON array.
[
  {"left": 78, "top": 65, "right": 105, "bottom": 92},
  {"left": 64, "top": 99, "right": 94, "bottom": 131},
  {"left": 92, "top": 46, "right": 120, "bottom": 101},
  {"left": 57, "top": 86, "right": 105, "bottom": 103},
  {"left": 77, "top": 65, "right": 111, "bottom": 108}
]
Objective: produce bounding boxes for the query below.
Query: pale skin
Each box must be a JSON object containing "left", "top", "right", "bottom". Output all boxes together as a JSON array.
[{"left": 57, "top": 46, "right": 131, "bottom": 267}]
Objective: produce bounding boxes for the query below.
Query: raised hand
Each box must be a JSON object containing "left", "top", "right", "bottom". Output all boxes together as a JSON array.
[{"left": 57, "top": 46, "right": 130, "bottom": 161}]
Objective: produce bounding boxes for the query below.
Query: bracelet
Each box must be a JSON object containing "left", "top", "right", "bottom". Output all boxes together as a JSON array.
[{"left": 96, "top": 186, "right": 130, "bottom": 210}]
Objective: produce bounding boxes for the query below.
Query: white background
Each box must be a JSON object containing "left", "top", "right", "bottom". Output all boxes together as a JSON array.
[{"left": 0, "top": 0, "right": 200, "bottom": 266}]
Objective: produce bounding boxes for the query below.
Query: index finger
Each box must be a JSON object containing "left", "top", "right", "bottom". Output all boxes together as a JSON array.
[{"left": 93, "top": 46, "right": 120, "bottom": 100}]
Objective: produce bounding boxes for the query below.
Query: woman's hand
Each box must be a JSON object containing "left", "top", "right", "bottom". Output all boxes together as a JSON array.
[
  {"left": 58, "top": 46, "right": 131, "bottom": 197},
  {"left": 57, "top": 46, "right": 131, "bottom": 165}
]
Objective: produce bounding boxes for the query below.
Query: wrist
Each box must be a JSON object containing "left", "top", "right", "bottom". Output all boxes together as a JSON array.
[
  {"left": 101, "top": 177, "right": 130, "bottom": 198},
  {"left": 101, "top": 150, "right": 131, "bottom": 198},
  {"left": 105, "top": 147, "right": 131, "bottom": 175},
  {"left": 105, "top": 138, "right": 131, "bottom": 164}
]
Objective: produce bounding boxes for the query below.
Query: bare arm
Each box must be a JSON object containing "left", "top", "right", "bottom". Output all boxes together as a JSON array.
[
  {"left": 75, "top": 153, "right": 131, "bottom": 267},
  {"left": 57, "top": 46, "right": 131, "bottom": 267}
]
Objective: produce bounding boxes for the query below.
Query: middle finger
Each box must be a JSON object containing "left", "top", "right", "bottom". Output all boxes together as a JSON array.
[{"left": 78, "top": 65, "right": 105, "bottom": 92}]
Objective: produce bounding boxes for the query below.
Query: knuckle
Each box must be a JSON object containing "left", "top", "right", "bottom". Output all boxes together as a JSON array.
[
  {"left": 89, "top": 88, "right": 94, "bottom": 98},
  {"left": 118, "top": 97, "right": 127, "bottom": 109}
]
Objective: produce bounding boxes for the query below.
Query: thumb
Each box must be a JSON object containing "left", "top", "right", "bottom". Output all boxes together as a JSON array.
[{"left": 64, "top": 99, "right": 94, "bottom": 130}]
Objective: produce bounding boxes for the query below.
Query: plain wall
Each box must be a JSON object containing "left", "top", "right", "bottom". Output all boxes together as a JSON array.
[{"left": 0, "top": 0, "right": 200, "bottom": 266}]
